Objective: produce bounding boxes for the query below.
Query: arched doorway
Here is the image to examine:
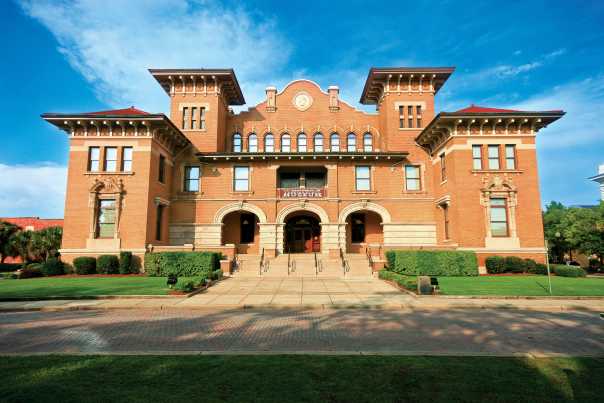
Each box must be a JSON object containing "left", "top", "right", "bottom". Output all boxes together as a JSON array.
[
  {"left": 221, "top": 211, "right": 260, "bottom": 254},
  {"left": 345, "top": 210, "right": 384, "bottom": 253},
  {"left": 284, "top": 212, "right": 321, "bottom": 253}
]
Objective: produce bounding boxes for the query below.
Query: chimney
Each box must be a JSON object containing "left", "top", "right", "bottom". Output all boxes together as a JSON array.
[
  {"left": 328, "top": 85, "right": 339, "bottom": 112},
  {"left": 266, "top": 86, "right": 277, "bottom": 112}
]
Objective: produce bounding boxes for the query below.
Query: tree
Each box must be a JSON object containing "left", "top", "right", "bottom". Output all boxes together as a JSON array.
[
  {"left": 0, "top": 221, "right": 21, "bottom": 263},
  {"left": 31, "top": 227, "right": 63, "bottom": 261},
  {"left": 561, "top": 202, "right": 604, "bottom": 263},
  {"left": 542, "top": 201, "right": 571, "bottom": 263},
  {"left": 8, "top": 230, "right": 35, "bottom": 264}
]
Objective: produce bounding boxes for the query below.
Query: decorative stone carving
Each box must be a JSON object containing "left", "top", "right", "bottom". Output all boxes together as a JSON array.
[
  {"left": 292, "top": 91, "right": 313, "bottom": 111},
  {"left": 89, "top": 177, "right": 124, "bottom": 194}
]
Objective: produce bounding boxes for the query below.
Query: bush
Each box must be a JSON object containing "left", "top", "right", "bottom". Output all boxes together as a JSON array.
[
  {"left": 144, "top": 252, "right": 220, "bottom": 277},
  {"left": 379, "top": 270, "right": 418, "bottom": 290},
  {"left": 19, "top": 266, "right": 43, "bottom": 279},
  {"left": 73, "top": 257, "right": 96, "bottom": 275},
  {"left": 524, "top": 258, "right": 537, "bottom": 273},
  {"left": 485, "top": 256, "right": 506, "bottom": 274},
  {"left": 551, "top": 264, "right": 587, "bottom": 278},
  {"left": 528, "top": 263, "right": 548, "bottom": 275},
  {"left": 588, "top": 258, "right": 602, "bottom": 273},
  {"left": 0, "top": 263, "right": 22, "bottom": 272},
  {"left": 174, "top": 276, "right": 207, "bottom": 293},
  {"left": 387, "top": 250, "right": 478, "bottom": 276},
  {"left": 97, "top": 255, "right": 119, "bottom": 274},
  {"left": 211, "top": 269, "right": 223, "bottom": 280},
  {"left": 505, "top": 256, "right": 528, "bottom": 273},
  {"left": 40, "top": 258, "right": 64, "bottom": 276},
  {"left": 119, "top": 251, "right": 135, "bottom": 274},
  {"left": 63, "top": 262, "right": 74, "bottom": 275}
]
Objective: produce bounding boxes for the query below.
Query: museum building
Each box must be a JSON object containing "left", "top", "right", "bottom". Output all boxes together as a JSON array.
[{"left": 42, "top": 67, "right": 564, "bottom": 274}]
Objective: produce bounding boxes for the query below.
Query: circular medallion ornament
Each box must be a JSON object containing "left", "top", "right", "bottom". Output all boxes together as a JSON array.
[{"left": 292, "top": 91, "right": 313, "bottom": 111}]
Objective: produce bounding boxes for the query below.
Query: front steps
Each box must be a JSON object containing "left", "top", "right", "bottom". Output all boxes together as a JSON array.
[{"left": 231, "top": 253, "right": 374, "bottom": 279}]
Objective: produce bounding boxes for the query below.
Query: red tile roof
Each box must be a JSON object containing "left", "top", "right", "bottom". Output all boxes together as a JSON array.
[
  {"left": 455, "top": 104, "right": 522, "bottom": 113},
  {"left": 86, "top": 106, "right": 149, "bottom": 116},
  {"left": 0, "top": 217, "right": 63, "bottom": 231}
]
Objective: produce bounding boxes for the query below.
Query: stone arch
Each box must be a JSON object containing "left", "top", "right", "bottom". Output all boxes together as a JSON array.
[
  {"left": 213, "top": 202, "right": 267, "bottom": 224},
  {"left": 338, "top": 202, "right": 391, "bottom": 224},
  {"left": 276, "top": 202, "right": 330, "bottom": 224}
]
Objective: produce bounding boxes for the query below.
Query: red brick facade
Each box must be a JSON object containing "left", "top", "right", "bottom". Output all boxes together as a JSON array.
[{"left": 42, "top": 67, "right": 563, "bottom": 272}]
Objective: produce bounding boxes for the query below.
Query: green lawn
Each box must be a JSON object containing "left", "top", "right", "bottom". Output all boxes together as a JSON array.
[
  {"left": 0, "top": 276, "right": 175, "bottom": 298},
  {"left": 437, "top": 275, "right": 604, "bottom": 296},
  {"left": 0, "top": 355, "right": 602, "bottom": 402}
]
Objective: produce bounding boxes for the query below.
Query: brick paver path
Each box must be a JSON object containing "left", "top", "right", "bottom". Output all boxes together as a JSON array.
[{"left": 1, "top": 308, "right": 602, "bottom": 355}]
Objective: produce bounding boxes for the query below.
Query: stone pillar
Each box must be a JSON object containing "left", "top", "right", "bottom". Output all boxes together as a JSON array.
[
  {"left": 259, "top": 223, "right": 278, "bottom": 257},
  {"left": 275, "top": 223, "right": 285, "bottom": 254},
  {"left": 195, "top": 224, "right": 222, "bottom": 247}
]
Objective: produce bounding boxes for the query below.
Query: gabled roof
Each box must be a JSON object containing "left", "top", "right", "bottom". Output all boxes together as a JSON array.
[
  {"left": 454, "top": 104, "right": 564, "bottom": 114},
  {"left": 86, "top": 106, "right": 149, "bottom": 116}
]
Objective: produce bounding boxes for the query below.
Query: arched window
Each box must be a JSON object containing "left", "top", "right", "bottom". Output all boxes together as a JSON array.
[
  {"left": 264, "top": 133, "right": 274, "bottom": 152},
  {"left": 248, "top": 133, "right": 258, "bottom": 152},
  {"left": 297, "top": 133, "right": 307, "bottom": 152},
  {"left": 347, "top": 133, "right": 356, "bottom": 152},
  {"left": 330, "top": 133, "right": 340, "bottom": 152},
  {"left": 232, "top": 133, "right": 242, "bottom": 152},
  {"left": 363, "top": 132, "right": 373, "bottom": 152},
  {"left": 281, "top": 133, "right": 291, "bottom": 152},
  {"left": 314, "top": 133, "right": 323, "bottom": 152}
]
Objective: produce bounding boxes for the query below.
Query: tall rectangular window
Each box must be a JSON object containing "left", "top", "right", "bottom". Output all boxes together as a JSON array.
[
  {"left": 182, "top": 107, "right": 189, "bottom": 130},
  {"left": 121, "top": 147, "right": 133, "bottom": 172},
  {"left": 472, "top": 145, "right": 482, "bottom": 170},
  {"left": 355, "top": 166, "right": 371, "bottom": 191},
  {"left": 156, "top": 204, "right": 164, "bottom": 241},
  {"left": 190, "top": 106, "right": 198, "bottom": 129},
  {"left": 184, "top": 166, "right": 200, "bottom": 192},
  {"left": 265, "top": 134, "right": 274, "bottom": 152},
  {"left": 399, "top": 106, "right": 404, "bottom": 128},
  {"left": 442, "top": 203, "right": 450, "bottom": 240},
  {"left": 234, "top": 166, "right": 249, "bottom": 191},
  {"left": 159, "top": 154, "right": 166, "bottom": 183},
  {"left": 199, "top": 107, "right": 206, "bottom": 130},
  {"left": 416, "top": 105, "right": 422, "bottom": 128},
  {"left": 505, "top": 145, "right": 516, "bottom": 169},
  {"left": 405, "top": 165, "right": 421, "bottom": 191},
  {"left": 490, "top": 198, "right": 508, "bottom": 237},
  {"left": 408, "top": 105, "right": 414, "bottom": 128},
  {"left": 104, "top": 147, "right": 117, "bottom": 172},
  {"left": 96, "top": 199, "right": 116, "bottom": 238},
  {"left": 488, "top": 145, "right": 500, "bottom": 170},
  {"left": 440, "top": 153, "right": 446, "bottom": 181},
  {"left": 88, "top": 147, "right": 100, "bottom": 172}
]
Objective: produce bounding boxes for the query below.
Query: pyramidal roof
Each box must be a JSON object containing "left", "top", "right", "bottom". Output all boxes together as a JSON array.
[{"left": 86, "top": 106, "right": 150, "bottom": 116}]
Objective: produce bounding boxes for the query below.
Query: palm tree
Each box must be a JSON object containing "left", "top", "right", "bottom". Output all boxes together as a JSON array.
[
  {"left": 31, "top": 227, "right": 63, "bottom": 261},
  {"left": 0, "top": 221, "right": 21, "bottom": 263},
  {"left": 9, "top": 231, "right": 35, "bottom": 264}
]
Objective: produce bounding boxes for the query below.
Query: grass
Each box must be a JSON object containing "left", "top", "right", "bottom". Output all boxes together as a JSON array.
[
  {"left": 0, "top": 355, "right": 602, "bottom": 402},
  {"left": 437, "top": 275, "right": 604, "bottom": 296},
  {"left": 0, "top": 276, "right": 179, "bottom": 298}
]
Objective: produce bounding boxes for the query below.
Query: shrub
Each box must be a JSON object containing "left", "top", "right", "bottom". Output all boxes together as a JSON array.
[
  {"left": 0, "top": 263, "right": 22, "bottom": 272},
  {"left": 485, "top": 256, "right": 506, "bottom": 274},
  {"left": 505, "top": 256, "right": 528, "bottom": 273},
  {"left": 528, "top": 263, "right": 548, "bottom": 275},
  {"left": 19, "top": 266, "right": 42, "bottom": 279},
  {"left": 119, "top": 251, "right": 134, "bottom": 274},
  {"left": 551, "top": 264, "right": 587, "bottom": 278},
  {"left": 386, "top": 250, "right": 478, "bottom": 276},
  {"left": 40, "top": 257, "right": 64, "bottom": 276},
  {"left": 174, "top": 276, "right": 207, "bottom": 293},
  {"left": 211, "top": 269, "right": 223, "bottom": 280},
  {"left": 524, "top": 258, "right": 537, "bottom": 273},
  {"left": 144, "top": 252, "right": 220, "bottom": 277},
  {"left": 63, "top": 262, "right": 74, "bottom": 275},
  {"left": 379, "top": 270, "right": 418, "bottom": 290},
  {"left": 97, "top": 255, "right": 119, "bottom": 274},
  {"left": 588, "top": 258, "right": 602, "bottom": 273},
  {"left": 73, "top": 257, "right": 96, "bottom": 275}
]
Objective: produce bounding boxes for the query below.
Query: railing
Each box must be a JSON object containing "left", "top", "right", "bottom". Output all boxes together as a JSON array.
[
  {"left": 339, "top": 247, "right": 350, "bottom": 277},
  {"left": 366, "top": 246, "right": 374, "bottom": 276},
  {"left": 233, "top": 253, "right": 241, "bottom": 273},
  {"left": 287, "top": 247, "right": 291, "bottom": 276},
  {"left": 314, "top": 252, "right": 318, "bottom": 276},
  {"left": 259, "top": 248, "right": 265, "bottom": 276}
]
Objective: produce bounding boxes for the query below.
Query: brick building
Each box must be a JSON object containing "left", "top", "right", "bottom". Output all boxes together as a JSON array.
[{"left": 42, "top": 67, "right": 563, "bottom": 274}]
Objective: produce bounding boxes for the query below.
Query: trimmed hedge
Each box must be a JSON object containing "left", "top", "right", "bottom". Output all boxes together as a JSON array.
[
  {"left": 144, "top": 252, "right": 220, "bottom": 277},
  {"left": 73, "top": 257, "right": 96, "bottom": 275},
  {"left": 40, "top": 258, "right": 64, "bottom": 276},
  {"left": 551, "top": 264, "right": 587, "bottom": 278},
  {"left": 524, "top": 258, "right": 537, "bottom": 274},
  {"left": 174, "top": 276, "right": 208, "bottom": 292},
  {"left": 505, "top": 256, "right": 527, "bottom": 273},
  {"left": 97, "top": 255, "right": 119, "bottom": 274},
  {"left": 528, "top": 263, "right": 548, "bottom": 275},
  {"left": 386, "top": 250, "right": 478, "bottom": 276},
  {"left": 0, "top": 263, "right": 21, "bottom": 273},
  {"left": 379, "top": 270, "right": 418, "bottom": 290},
  {"left": 19, "top": 266, "right": 42, "bottom": 279},
  {"left": 119, "top": 251, "right": 134, "bottom": 274},
  {"left": 211, "top": 269, "right": 223, "bottom": 280},
  {"left": 486, "top": 256, "right": 506, "bottom": 274}
]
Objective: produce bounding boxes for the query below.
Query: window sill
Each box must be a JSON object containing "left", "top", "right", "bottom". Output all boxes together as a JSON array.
[
  {"left": 230, "top": 191, "right": 254, "bottom": 195},
  {"left": 403, "top": 189, "right": 426, "bottom": 194},
  {"left": 472, "top": 169, "right": 523, "bottom": 174},
  {"left": 352, "top": 190, "right": 377, "bottom": 194},
  {"left": 85, "top": 171, "right": 134, "bottom": 175},
  {"left": 177, "top": 191, "right": 203, "bottom": 196}
]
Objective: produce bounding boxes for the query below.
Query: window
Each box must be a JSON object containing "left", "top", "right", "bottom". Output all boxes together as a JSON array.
[
  {"left": 184, "top": 166, "right": 200, "bottom": 192},
  {"left": 121, "top": 147, "right": 133, "bottom": 172},
  {"left": 305, "top": 172, "right": 326, "bottom": 188},
  {"left": 488, "top": 145, "right": 500, "bottom": 169},
  {"left": 350, "top": 213, "right": 365, "bottom": 243},
  {"left": 330, "top": 133, "right": 340, "bottom": 152},
  {"left": 159, "top": 154, "right": 166, "bottom": 183},
  {"left": 156, "top": 204, "right": 164, "bottom": 241},
  {"left": 248, "top": 133, "right": 258, "bottom": 152},
  {"left": 199, "top": 107, "right": 206, "bottom": 130},
  {"left": 440, "top": 153, "right": 446, "bottom": 181},
  {"left": 347, "top": 133, "right": 356, "bottom": 152},
  {"left": 240, "top": 213, "right": 256, "bottom": 244},
  {"left": 182, "top": 107, "right": 190, "bottom": 129},
  {"left": 416, "top": 105, "right": 422, "bottom": 128},
  {"left": 399, "top": 106, "right": 404, "bottom": 128},
  {"left": 297, "top": 133, "right": 307, "bottom": 152},
  {"left": 88, "top": 147, "right": 100, "bottom": 172},
  {"left": 281, "top": 134, "right": 291, "bottom": 152},
  {"left": 234, "top": 166, "right": 249, "bottom": 191},
  {"left": 314, "top": 133, "right": 323, "bottom": 152},
  {"left": 104, "top": 147, "right": 117, "bottom": 172},
  {"left": 191, "top": 106, "right": 197, "bottom": 129},
  {"left": 490, "top": 198, "right": 508, "bottom": 237},
  {"left": 96, "top": 199, "right": 116, "bottom": 238},
  {"left": 505, "top": 145, "right": 516, "bottom": 169},
  {"left": 408, "top": 105, "right": 413, "bottom": 128},
  {"left": 355, "top": 166, "right": 371, "bottom": 191},
  {"left": 442, "top": 203, "right": 450, "bottom": 240},
  {"left": 279, "top": 172, "right": 299, "bottom": 188},
  {"left": 405, "top": 165, "right": 421, "bottom": 191},
  {"left": 265, "top": 133, "right": 274, "bottom": 152},
  {"left": 363, "top": 133, "right": 373, "bottom": 152},
  {"left": 472, "top": 145, "right": 482, "bottom": 170},
  {"left": 232, "top": 133, "right": 242, "bottom": 152}
]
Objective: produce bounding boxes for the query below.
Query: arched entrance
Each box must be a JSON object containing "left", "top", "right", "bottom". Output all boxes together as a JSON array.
[
  {"left": 284, "top": 212, "right": 321, "bottom": 253},
  {"left": 345, "top": 210, "right": 384, "bottom": 253},
  {"left": 221, "top": 210, "right": 261, "bottom": 254}
]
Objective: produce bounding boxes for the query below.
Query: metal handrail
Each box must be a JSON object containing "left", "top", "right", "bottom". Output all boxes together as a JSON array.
[
  {"left": 339, "top": 247, "right": 350, "bottom": 276},
  {"left": 259, "top": 248, "right": 265, "bottom": 276},
  {"left": 234, "top": 253, "right": 241, "bottom": 273},
  {"left": 287, "top": 247, "right": 291, "bottom": 276},
  {"left": 314, "top": 252, "right": 318, "bottom": 276},
  {"left": 366, "top": 246, "right": 374, "bottom": 275}
]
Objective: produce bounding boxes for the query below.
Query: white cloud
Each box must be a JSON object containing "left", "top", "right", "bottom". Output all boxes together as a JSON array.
[
  {"left": 0, "top": 163, "right": 67, "bottom": 218},
  {"left": 18, "top": 0, "right": 291, "bottom": 112}
]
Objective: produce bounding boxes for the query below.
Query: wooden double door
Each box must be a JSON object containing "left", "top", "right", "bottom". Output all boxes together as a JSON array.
[{"left": 284, "top": 215, "right": 321, "bottom": 253}]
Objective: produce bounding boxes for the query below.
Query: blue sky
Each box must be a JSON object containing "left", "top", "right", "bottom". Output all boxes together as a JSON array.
[{"left": 1, "top": 0, "right": 603, "bottom": 217}]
